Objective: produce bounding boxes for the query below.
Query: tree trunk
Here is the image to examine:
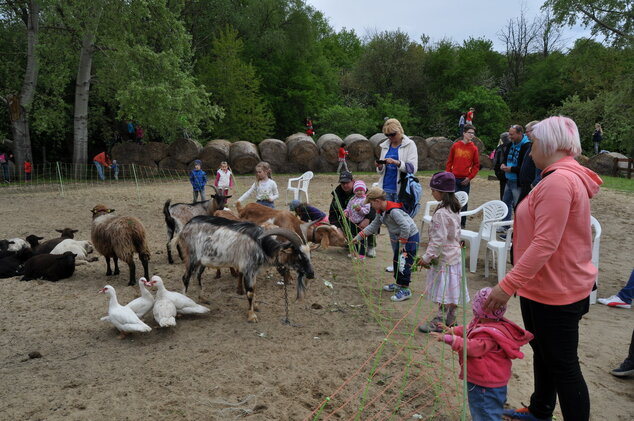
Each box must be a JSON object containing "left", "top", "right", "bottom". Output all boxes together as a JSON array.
[
  {"left": 6, "top": 1, "right": 40, "bottom": 180},
  {"left": 73, "top": 32, "right": 96, "bottom": 178}
]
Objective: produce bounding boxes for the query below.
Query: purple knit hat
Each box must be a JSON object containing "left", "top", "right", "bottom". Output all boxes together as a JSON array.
[
  {"left": 471, "top": 287, "right": 507, "bottom": 320},
  {"left": 429, "top": 171, "right": 456, "bottom": 192}
]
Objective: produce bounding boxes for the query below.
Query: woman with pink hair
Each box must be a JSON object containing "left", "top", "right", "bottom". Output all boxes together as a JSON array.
[{"left": 486, "top": 116, "right": 602, "bottom": 420}]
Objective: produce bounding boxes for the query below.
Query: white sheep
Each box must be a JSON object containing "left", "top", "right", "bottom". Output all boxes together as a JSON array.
[{"left": 51, "top": 239, "right": 97, "bottom": 265}]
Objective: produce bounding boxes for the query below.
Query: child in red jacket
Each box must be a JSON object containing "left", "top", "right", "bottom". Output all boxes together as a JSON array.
[
  {"left": 24, "top": 159, "right": 32, "bottom": 181},
  {"left": 430, "top": 287, "right": 533, "bottom": 421}
]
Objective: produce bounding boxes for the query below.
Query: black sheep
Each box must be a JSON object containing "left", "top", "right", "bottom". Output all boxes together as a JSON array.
[
  {"left": 0, "top": 247, "right": 32, "bottom": 278},
  {"left": 21, "top": 251, "right": 76, "bottom": 282},
  {"left": 33, "top": 228, "right": 78, "bottom": 255}
]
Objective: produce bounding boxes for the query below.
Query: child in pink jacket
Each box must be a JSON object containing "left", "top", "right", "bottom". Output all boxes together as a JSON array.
[{"left": 431, "top": 287, "right": 533, "bottom": 421}]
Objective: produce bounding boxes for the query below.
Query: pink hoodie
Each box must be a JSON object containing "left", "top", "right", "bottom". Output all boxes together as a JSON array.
[
  {"left": 445, "top": 319, "right": 534, "bottom": 388},
  {"left": 500, "top": 156, "right": 602, "bottom": 305}
]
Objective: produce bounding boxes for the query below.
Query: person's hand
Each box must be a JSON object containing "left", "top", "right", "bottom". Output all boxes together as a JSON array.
[
  {"left": 484, "top": 284, "right": 512, "bottom": 312},
  {"left": 343, "top": 209, "right": 349, "bottom": 217},
  {"left": 352, "top": 204, "right": 360, "bottom": 210},
  {"left": 385, "top": 158, "right": 399, "bottom": 166},
  {"left": 358, "top": 219, "right": 370, "bottom": 229},
  {"left": 429, "top": 332, "right": 444, "bottom": 342},
  {"left": 351, "top": 237, "right": 358, "bottom": 244},
  {"left": 501, "top": 164, "right": 511, "bottom": 172},
  {"left": 417, "top": 259, "right": 431, "bottom": 269},
  {"left": 461, "top": 178, "right": 470, "bottom": 186}
]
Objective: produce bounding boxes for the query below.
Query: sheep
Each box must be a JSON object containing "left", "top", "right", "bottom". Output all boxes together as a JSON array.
[
  {"left": 21, "top": 251, "right": 76, "bottom": 282},
  {"left": 33, "top": 228, "right": 79, "bottom": 255},
  {"left": 178, "top": 215, "right": 315, "bottom": 322},
  {"left": 0, "top": 247, "right": 33, "bottom": 278},
  {"left": 51, "top": 239, "right": 97, "bottom": 265},
  {"left": 163, "top": 186, "right": 231, "bottom": 264},
  {"left": 91, "top": 204, "right": 150, "bottom": 286}
]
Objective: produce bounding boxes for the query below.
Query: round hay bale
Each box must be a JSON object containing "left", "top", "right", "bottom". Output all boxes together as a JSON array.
[
  {"left": 410, "top": 135, "right": 430, "bottom": 168},
  {"left": 230, "top": 141, "right": 260, "bottom": 174},
  {"left": 198, "top": 139, "right": 232, "bottom": 170},
  {"left": 587, "top": 152, "right": 627, "bottom": 175},
  {"left": 479, "top": 153, "right": 493, "bottom": 169},
  {"left": 158, "top": 157, "right": 188, "bottom": 171},
  {"left": 285, "top": 132, "right": 309, "bottom": 144},
  {"left": 426, "top": 137, "right": 453, "bottom": 161},
  {"left": 111, "top": 143, "right": 145, "bottom": 164},
  {"left": 420, "top": 157, "right": 446, "bottom": 171},
  {"left": 258, "top": 139, "right": 287, "bottom": 173},
  {"left": 144, "top": 142, "right": 169, "bottom": 163},
  {"left": 133, "top": 159, "right": 159, "bottom": 177},
  {"left": 287, "top": 135, "right": 319, "bottom": 171},
  {"left": 472, "top": 137, "right": 485, "bottom": 154},
  {"left": 167, "top": 138, "right": 202, "bottom": 164},
  {"left": 316, "top": 134, "right": 343, "bottom": 165},
  {"left": 343, "top": 134, "right": 373, "bottom": 164},
  {"left": 368, "top": 133, "right": 387, "bottom": 159}
]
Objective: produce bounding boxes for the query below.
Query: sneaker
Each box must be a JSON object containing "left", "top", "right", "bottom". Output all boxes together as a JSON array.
[
  {"left": 385, "top": 265, "right": 394, "bottom": 273},
  {"left": 366, "top": 247, "right": 376, "bottom": 258},
  {"left": 391, "top": 288, "right": 411, "bottom": 302},
  {"left": 597, "top": 295, "right": 631, "bottom": 309},
  {"left": 611, "top": 360, "right": 634, "bottom": 377},
  {"left": 356, "top": 255, "right": 365, "bottom": 260},
  {"left": 502, "top": 407, "right": 551, "bottom": 420},
  {"left": 383, "top": 283, "right": 398, "bottom": 292},
  {"left": 418, "top": 316, "right": 443, "bottom": 333}
]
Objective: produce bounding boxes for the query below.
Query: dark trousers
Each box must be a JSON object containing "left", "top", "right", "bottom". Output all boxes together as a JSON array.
[
  {"left": 393, "top": 233, "right": 419, "bottom": 287},
  {"left": 455, "top": 178, "right": 470, "bottom": 228},
  {"left": 498, "top": 179, "right": 506, "bottom": 201},
  {"left": 348, "top": 222, "right": 367, "bottom": 256},
  {"left": 520, "top": 296, "right": 590, "bottom": 420}
]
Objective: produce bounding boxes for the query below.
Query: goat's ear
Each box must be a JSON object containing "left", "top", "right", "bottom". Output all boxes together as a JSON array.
[
  {"left": 309, "top": 242, "right": 320, "bottom": 251},
  {"left": 71, "top": 229, "right": 78, "bottom": 233},
  {"left": 108, "top": 209, "right": 115, "bottom": 213},
  {"left": 225, "top": 195, "right": 232, "bottom": 199},
  {"left": 320, "top": 233, "right": 330, "bottom": 250},
  {"left": 55, "top": 229, "right": 62, "bottom": 233}
]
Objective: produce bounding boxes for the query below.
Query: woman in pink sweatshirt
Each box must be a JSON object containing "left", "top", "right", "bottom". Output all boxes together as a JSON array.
[
  {"left": 431, "top": 287, "right": 533, "bottom": 421},
  {"left": 485, "top": 116, "right": 602, "bottom": 421}
]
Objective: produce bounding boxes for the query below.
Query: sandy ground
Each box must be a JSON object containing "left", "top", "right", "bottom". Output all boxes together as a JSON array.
[{"left": 0, "top": 173, "right": 632, "bottom": 420}]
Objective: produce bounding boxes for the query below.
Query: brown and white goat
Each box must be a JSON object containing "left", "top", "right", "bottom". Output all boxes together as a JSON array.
[
  {"left": 91, "top": 204, "right": 150, "bottom": 286},
  {"left": 304, "top": 223, "right": 347, "bottom": 250},
  {"left": 163, "top": 186, "right": 230, "bottom": 264}
]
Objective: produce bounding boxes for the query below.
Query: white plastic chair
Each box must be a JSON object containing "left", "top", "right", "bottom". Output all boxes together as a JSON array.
[
  {"left": 421, "top": 191, "right": 468, "bottom": 231},
  {"left": 286, "top": 171, "right": 314, "bottom": 204},
  {"left": 484, "top": 221, "right": 514, "bottom": 282},
  {"left": 589, "top": 216, "right": 601, "bottom": 304},
  {"left": 459, "top": 200, "right": 508, "bottom": 273}
]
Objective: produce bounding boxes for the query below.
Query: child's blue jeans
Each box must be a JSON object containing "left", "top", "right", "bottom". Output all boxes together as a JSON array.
[
  {"left": 393, "top": 232, "right": 419, "bottom": 288},
  {"left": 467, "top": 382, "right": 506, "bottom": 421},
  {"left": 193, "top": 189, "right": 206, "bottom": 202}
]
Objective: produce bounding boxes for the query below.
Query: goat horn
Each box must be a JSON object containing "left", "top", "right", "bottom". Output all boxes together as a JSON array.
[
  {"left": 314, "top": 224, "right": 332, "bottom": 233},
  {"left": 259, "top": 228, "right": 305, "bottom": 247},
  {"left": 299, "top": 219, "right": 319, "bottom": 242},
  {"left": 209, "top": 185, "right": 219, "bottom": 196}
]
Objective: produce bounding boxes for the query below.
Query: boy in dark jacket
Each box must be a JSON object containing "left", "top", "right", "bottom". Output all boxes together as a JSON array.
[{"left": 190, "top": 159, "right": 208, "bottom": 202}]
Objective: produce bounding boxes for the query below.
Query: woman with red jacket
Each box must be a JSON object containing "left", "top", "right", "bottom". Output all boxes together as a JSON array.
[{"left": 486, "top": 116, "right": 602, "bottom": 421}]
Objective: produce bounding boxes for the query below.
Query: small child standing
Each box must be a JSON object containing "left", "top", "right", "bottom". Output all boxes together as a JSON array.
[
  {"left": 430, "top": 287, "right": 533, "bottom": 421},
  {"left": 337, "top": 145, "right": 349, "bottom": 173},
  {"left": 111, "top": 159, "right": 119, "bottom": 180},
  {"left": 24, "top": 159, "right": 32, "bottom": 181},
  {"left": 190, "top": 159, "right": 208, "bottom": 202},
  {"left": 237, "top": 161, "right": 278, "bottom": 208},
  {"left": 418, "top": 172, "right": 465, "bottom": 332},
  {"left": 345, "top": 180, "right": 370, "bottom": 259},
  {"left": 352, "top": 186, "right": 419, "bottom": 301},
  {"left": 214, "top": 161, "right": 234, "bottom": 196}
]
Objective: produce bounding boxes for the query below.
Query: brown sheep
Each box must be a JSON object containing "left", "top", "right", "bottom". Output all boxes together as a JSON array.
[{"left": 91, "top": 204, "right": 150, "bottom": 286}]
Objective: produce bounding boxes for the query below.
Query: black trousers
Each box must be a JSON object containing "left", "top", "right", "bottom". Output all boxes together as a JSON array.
[{"left": 520, "top": 296, "right": 590, "bottom": 420}]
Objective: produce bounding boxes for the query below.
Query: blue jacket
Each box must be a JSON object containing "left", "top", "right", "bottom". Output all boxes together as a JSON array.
[
  {"left": 505, "top": 135, "right": 530, "bottom": 181},
  {"left": 190, "top": 169, "right": 207, "bottom": 191}
]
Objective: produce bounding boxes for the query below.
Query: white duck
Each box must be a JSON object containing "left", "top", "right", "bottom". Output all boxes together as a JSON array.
[
  {"left": 99, "top": 285, "right": 152, "bottom": 337},
  {"left": 152, "top": 280, "right": 177, "bottom": 327},
  {"left": 145, "top": 275, "right": 210, "bottom": 315},
  {"left": 126, "top": 277, "right": 155, "bottom": 318}
]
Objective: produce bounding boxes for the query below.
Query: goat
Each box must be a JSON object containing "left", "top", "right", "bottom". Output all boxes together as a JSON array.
[
  {"left": 0, "top": 247, "right": 33, "bottom": 278},
  {"left": 91, "top": 204, "right": 150, "bottom": 286},
  {"left": 236, "top": 202, "right": 306, "bottom": 241},
  {"left": 163, "top": 186, "right": 231, "bottom": 264},
  {"left": 51, "top": 239, "right": 97, "bottom": 264},
  {"left": 21, "top": 251, "right": 76, "bottom": 282},
  {"left": 33, "top": 228, "right": 79, "bottom": 255},
  {"left": 305, "top": 223, "right": 347, "bottom": 250},
  {"left": 178, "top": 215, "right": 315, "bottom": 322}
]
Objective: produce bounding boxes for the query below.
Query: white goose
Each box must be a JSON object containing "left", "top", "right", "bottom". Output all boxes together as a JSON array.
[
  {"left": 126, "top": 277, "right": 155, "bottom": 318},
  {"left": 99, "top": 285, "right": 152, "bottom": 337},
  {"left": 152, "top": 280, "right": 177, "bottom": 328},
  {"left": 145, "top": 276, "right": 210, "bottom": 315}
]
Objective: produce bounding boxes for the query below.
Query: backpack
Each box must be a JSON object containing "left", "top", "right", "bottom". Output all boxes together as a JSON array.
[{"left": 398, "top": 165, "right": 422, "bottom": 218}]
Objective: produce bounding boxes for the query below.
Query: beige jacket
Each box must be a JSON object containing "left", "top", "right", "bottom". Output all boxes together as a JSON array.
[{"left": 376, "top": 135, "right": 419, "bottom": 192}]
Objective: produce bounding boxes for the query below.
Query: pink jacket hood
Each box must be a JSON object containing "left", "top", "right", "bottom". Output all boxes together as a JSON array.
[
  {"left": 545, "top": 156, "right": 601, "bottom": 199},
  {"left": 469, "top": 319, "right": 534, "bottom": 360}
]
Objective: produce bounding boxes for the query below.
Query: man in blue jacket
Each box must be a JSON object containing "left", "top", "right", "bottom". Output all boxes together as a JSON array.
[{"left": 500, "top": 125, "right": 530, "bottom": 224}]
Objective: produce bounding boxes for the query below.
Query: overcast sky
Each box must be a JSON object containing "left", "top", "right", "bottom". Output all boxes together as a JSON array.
[{"left": 306, "top": 0, "right": 594, "bottom": 52}]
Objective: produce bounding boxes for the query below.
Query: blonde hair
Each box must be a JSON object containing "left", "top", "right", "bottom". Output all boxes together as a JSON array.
[
  {"left": 255, "top": 161, "right": 272, "bottom": 179},
  {"left": 382, "top": 118, "right": 404, "bottom": 136}
]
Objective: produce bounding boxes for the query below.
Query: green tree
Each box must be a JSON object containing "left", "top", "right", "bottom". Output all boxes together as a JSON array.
[
  {"left": 196, "top": 26, "right": 274, "bottom": 142},
  {"left": 446, "top": 86, "right": 511, "bottom": 149},
  {"left": 314, "top": 105, "right": 375, "bottom": 138}
]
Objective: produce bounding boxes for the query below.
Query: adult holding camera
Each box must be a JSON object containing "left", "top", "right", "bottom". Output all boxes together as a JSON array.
[{"left": 376, "top": 118, "right": 418, "bottom": 270}]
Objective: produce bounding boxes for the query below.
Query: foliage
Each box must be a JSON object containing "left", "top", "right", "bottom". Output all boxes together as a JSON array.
[
  {"left": 314, "top": 105, "right": 375, "bottom": 138},
  {"left": 446, "top": 86, "right": 511, "bottom": 149}
]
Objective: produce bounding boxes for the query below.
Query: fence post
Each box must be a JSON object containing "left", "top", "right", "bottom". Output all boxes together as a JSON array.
[
  {"left": 56, "top": 161, "right": 64, "bottom": 197},
  {"left": 131, "top": 163, "right": 140, "bottom": 202}
]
